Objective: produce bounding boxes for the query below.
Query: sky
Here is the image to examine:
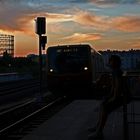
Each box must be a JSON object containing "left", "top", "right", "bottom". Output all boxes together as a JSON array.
[{"left": 0, "top": 0, "right": 140, "bottom": 56}]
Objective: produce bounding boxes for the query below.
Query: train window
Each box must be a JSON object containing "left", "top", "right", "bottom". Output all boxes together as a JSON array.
[{"left": 47, "top": 46, "right": 91, "bottom": 73}]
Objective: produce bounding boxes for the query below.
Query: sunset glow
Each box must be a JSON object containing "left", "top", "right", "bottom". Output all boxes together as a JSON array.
[{"left": 0, "top": 0, "right": 140, "bottom": 56}]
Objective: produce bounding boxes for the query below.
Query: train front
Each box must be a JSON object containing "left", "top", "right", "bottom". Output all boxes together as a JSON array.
[{"left": 46, "top": 45, "right": 93, "bottom": 94}]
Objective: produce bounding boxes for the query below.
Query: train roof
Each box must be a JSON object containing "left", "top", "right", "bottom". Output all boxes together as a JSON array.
[
  {"left": 47, "top": 43, "right": 91, "bottom": 48},
  {"left": 91, "top": 47, "right": 102, "bottom": 56},
  {"left": 46, "top": 43, "right": 103, "bottom": 58},
  {"left": 47, "top": 43, "right": 101, "bottom": 54}
]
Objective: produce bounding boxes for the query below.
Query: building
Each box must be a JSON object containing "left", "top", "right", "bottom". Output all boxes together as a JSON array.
[
  {"left": 0, "top": 33, "right": 14, "bottom": 57},
  {"left": 100, "top": 50, "right": 140, "bottom": 71}
]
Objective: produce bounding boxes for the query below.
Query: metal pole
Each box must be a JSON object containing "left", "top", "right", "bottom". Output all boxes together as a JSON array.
[{"left": 38, "top": 34, "right": 43, "bottom": 102}]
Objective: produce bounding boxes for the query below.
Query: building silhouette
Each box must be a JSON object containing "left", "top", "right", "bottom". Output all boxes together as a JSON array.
[
  {"left": 100, "top": 49, "right": 140, "bottom": 71},
  {"left": 0, "top": 33, "right": 14, "bottom": 57}
]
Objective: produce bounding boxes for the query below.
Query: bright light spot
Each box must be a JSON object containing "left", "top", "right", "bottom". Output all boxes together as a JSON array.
[
  {"left": 50, "top": 69, "right": 53, "bottom": 72},
  {"left": 84, "top": 67, "right": 88, "bottom": 70}
]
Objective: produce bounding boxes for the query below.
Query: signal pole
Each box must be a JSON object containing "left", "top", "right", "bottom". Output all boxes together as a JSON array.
[{"left": 35, "top": 17, "right": 47, "bottom": 102}]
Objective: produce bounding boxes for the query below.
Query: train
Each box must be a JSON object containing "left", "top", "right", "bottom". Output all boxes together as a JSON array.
[{"left": 46, "top": 44, "right": 105, "bottom": 97}]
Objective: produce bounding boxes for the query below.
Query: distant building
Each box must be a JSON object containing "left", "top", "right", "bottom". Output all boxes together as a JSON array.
[
  {"left": 100, "top": 50, "right": 140, "bottom": 71},
  {"left": 0, "top": 33, "right": 14, "bottom": 57},
  {"left": 27, "top": 54, "right": 47, "bottom": 65}
]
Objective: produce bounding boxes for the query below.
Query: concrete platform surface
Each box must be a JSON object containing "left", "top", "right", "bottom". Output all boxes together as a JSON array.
[{"left": 21, "top": 100, "right": 140, "bottom": 140}]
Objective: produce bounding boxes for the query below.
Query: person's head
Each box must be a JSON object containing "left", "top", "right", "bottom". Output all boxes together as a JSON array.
[{"left": 108, "top": 55, "right": 121, "bottom": 69}]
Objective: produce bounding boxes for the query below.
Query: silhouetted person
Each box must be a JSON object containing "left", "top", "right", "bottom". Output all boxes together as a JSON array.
[{"left": 88, "top": 55, "right": 125, "bottom": 139}]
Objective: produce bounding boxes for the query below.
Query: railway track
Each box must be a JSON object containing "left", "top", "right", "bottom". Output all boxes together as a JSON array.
[
  {"left": 0, "top": 82, "right": 39, "bottom": 96},
  {"left": 0, "top": 95, "right": 72, "bottom": 140},
  {"left": 0, "top": 79, "right": 48, "bottom": 107},
  {"left": 0, "top": 79, "right": 40, "bottom": 95}
]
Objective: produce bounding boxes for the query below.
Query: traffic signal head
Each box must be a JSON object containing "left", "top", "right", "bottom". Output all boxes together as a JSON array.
[{"left": 35, "top": 17, "right": 46, "bottom": 35}]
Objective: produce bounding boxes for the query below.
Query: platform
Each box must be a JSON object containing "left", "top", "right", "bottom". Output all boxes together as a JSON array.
[{"left": 21, "top": 100, "right": 140, "bottom": 140}]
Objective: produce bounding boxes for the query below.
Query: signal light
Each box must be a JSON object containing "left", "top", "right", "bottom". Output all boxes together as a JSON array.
[{"left": 35, "top": 17, "right": 46, "bottom": 35}]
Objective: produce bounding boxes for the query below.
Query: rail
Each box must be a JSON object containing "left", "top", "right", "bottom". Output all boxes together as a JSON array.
[
  {"left": 0, "top": 81, "right": 39, "bottom": 96},
  {"left": 0, "top": 73, "right": 33, "bottom": 83},
  {"left": 0, "top": 95, "right": 70, "bottom": 139}
]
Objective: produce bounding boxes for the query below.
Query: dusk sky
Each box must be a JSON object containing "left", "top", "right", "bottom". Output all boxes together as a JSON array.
[{"left": 0, "top": 0, "right": 140, "bottom": 56}]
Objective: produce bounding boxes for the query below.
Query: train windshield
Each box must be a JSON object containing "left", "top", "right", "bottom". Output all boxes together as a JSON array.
[{"left": 47, "top": 46, "right": 90, "bottom": 73}]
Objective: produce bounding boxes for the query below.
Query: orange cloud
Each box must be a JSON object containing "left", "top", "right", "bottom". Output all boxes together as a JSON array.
[
  {"left": 131, "top": 42, "right": 140, "bottom": 48},
  {"left": 129, "top": 39, "right": 140, "bottom": 48},
  {"left": 0, "top": 12, "right": 73, "bottom": 35},
  {"left": 63, "top": 33, "right": 102, "bottom": 43},
  {"left": 73, "top": 11, "right": 110, "bottom": 30},
  {"left": 16, "top": 17, "right": 35, "bottom": 35},
  {"left": 47, "top": 23, "right": 73, "bottom": 34},
  {"left": 73, "top": 11, "right": 140, "bottom": 32},
  {"left": 1, "top": 10, "right": 140, "bottom": 37},
  {"left": 45, "top": 13, "right": 73, "bottom": 23},
  {"left": 111, "top": 16, "right": 140, "bottom": 32}
]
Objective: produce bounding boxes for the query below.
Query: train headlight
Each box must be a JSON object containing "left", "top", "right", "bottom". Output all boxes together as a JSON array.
[
  {"left": 50, "top": 69, "right": 53, "bottom": 72},
  {"left": 84, "top": 67, "right": 88, "bottom": 70}
]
